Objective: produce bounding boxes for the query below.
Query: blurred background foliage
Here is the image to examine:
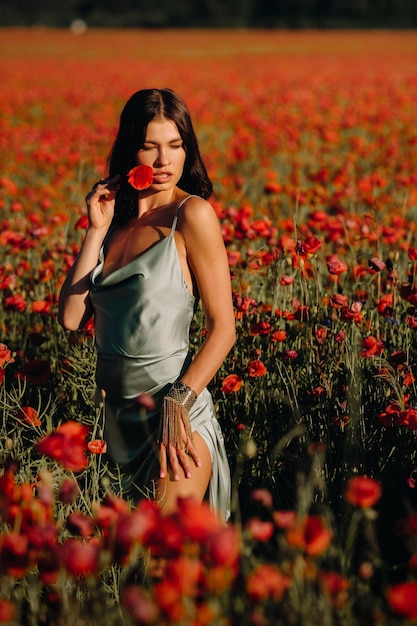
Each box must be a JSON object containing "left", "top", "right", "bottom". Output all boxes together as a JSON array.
[{"left": 1, "top": 0, "right": 416, "bottom": 28}]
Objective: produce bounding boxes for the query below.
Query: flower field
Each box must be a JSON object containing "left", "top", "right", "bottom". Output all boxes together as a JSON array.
[{"left": 1, "top": 27, "right": 417, "bottom": 625}]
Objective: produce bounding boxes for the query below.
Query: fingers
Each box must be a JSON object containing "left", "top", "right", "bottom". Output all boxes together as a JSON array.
[
  {"left": 159, "top": 437, "right": 201, "bottom": 481},
  {"left": 86, "top": 176, "right": 120, "bottom": 204}
]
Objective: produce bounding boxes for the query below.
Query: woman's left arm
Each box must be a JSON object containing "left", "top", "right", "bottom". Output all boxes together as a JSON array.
[{"left": 179, "top": 197, "right": 236, "bottom": 393}]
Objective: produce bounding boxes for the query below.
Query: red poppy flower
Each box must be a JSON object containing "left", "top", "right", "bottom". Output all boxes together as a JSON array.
[
  {"left": 245, "top": 517, "right": 274, "bottom": 542},
  {"left": 248, "top": 359, "right": 267, "bottom": 377},
  {"left": 250, "top": 320, "right": 271, "bottom": 335},
  {"left": 0, "top": 599, "right": 15, "bottom": 623},
  {"left": 368, "top": 257, "right": 387, "bottom": 272},
  {"left": 387, "top": 582, "right": 417, "bottom": 620},
  {"left": 327, "top": 256, "right": 348, "bottom": 275},
  {"left": 127, "top": 165, "right": 153, "bottom": 190},
  {"left": 271, "top": 329, "right": 287, "bottom": 342},
  {"left": 344, "top": 476, "right": 382, "bottom": 508},
  {"left": 360, "top": 336, "right": 384, "bottom": 358},
  {"left": 60, "top": 538, "right": 99, "bottom": 577},
  {"left": 4, "top": 293, "right": 27, "bottom": 312},
  {"left": 123, "top": 586, "right": 159, "bottom": 625},
  {"left": 286, "top": 515, "right": 333, "bottom": 556},
  {"left": 75, "top": 215, "right": 89, "bottom": 230},
  {"left": 220, "top": 373, "right": 243, "bottom": 393},
  {"left": 36, "top": 421, "right": 89, "bottom": 472},
  {"left": 246, "top": 564, "right": 290, "bottom": 601},
  {"left": 15, "top": 406, "right": 41, "bottom": 427},
  {"left": 87, "top": 439, "right": 107, "bottom": 454},
  {"left": 0, "top": 343, "right": 14, "bottom": 368}
]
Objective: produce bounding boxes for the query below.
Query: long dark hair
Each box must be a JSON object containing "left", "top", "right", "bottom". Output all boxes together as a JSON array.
[{"left": 107, "top": 88, "right": 213, "bottom": 224}]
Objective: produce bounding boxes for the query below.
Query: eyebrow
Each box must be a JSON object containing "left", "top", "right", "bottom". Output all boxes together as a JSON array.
[{"left": 143, "top": 137, "right": 183, "bottom": 145}]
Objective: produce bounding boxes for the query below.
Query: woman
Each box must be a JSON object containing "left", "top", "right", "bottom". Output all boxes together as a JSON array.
[{"left": 58, "top": 88, "right": 235, "bottom": 521}]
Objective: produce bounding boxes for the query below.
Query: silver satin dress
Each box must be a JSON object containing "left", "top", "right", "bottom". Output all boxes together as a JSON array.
[{"left": 89, "top": 196, "right": 231, "bottom": 521}]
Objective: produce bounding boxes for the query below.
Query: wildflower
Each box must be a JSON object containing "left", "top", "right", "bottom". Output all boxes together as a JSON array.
[
  {"left": 15, "top": 406, "right": 41, "bottom": 427},
  {"left": 75, "top": 214, "right": 89, "bottom": 230},
  {"left": 246, "top": 564, "right": 291, "bottom": 601},
  {"left": 251, "top": 488, "right": 273, "bottom": 508},
  {"left": 4, "top": 293, "right": 27, "bottom": 312},
  {"left": 280, "top": 275, "right": 295, "bottom": 285},
  {"left": 123, "top": 586, "right": 159, "bottom": 625},
  {"left": 327, "top": 255, "right": 348, "bottom": 275},
  {"left": 360, "top": 336, "right": 384, "bottom": 358},
  {"left": 245, "top": 517, "right": 274, "bottom": 542},
  {"left": 176, "top": 497, "right": 220, "bottom": 542},
  {"left": 137, "top": 392, "right": 156, "bottom": 412},
  {"left": 408, "top": 247, "right": 417, "bottom": 261},
  {"left": 0, "top": 343, "right": 14, "bottom": 368},
  {"left": 58, "top": 477, "right": 79, "bottom": 504},
  {"left": 67, "top": 511, "right": 95, "bottom": 539},
  {"left": 36, "top": 421, "right": 89, "bottom": 472},
  {"left": 387, "top": 581, "right": 417, "bottom": 620},
  {"left": 250, "top": 320, "right": 271, "bottom": 335},
  {"left": 368, "top": 257, "right": 387, "bottom": 272},
  {"left": 286, "top": 515, "right": 333, "bottom": 556},
  {"left": 0, "top": 599, "right": 15, "bottom": 623},
  {"left": 60, "top": 538, "right": 99, "bottom": 577},
  {"left": 273, "top": 510, "right": 297, "bottom": 529},
  {"left": 127, "top": 164, "right": 153, "bottom": 190},
  {"left": 318, "top": 571, "right": 350, "bottom": 609},
  {"left": 271, "top": 329, "right": 287, "bottom": 342},
  {"left": 206, "top": 524, "right": 240, "bottom": 569},
  {"left": 0, "top": 532, "right": 29, "bottom": 577},
  {"left": 344, "top": 476, "right": 382, "bottom": 508},
  {"left": 87, "top": 439, "right": 107, "bottom": 454},
  {"left": 221, "top": 373, "right": 243, "bottom": 393},
  {"left": 248, "top": 359, "right": 268, "bottom": 378}
]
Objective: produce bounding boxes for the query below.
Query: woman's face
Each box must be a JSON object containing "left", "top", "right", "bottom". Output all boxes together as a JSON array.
[{"left": 136, "top": 117, "right": 186, "bottom": 190}]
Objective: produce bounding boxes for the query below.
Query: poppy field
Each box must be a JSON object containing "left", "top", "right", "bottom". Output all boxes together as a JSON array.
[{"left": 2, "top": 27, "right": 417, "bottom": 625}]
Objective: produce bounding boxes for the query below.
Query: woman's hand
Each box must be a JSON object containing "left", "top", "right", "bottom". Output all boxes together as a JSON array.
[
  {"left": 85, "top": 175, "right": 120, "bottom": 231},
  {"left": 158, "top": 430, "right": 201, "bottom": 481}
]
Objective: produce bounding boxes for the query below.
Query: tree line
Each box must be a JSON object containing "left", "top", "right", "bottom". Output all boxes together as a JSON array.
[{"left": 1, "top": 0, "right": 416, "bottom": 28}]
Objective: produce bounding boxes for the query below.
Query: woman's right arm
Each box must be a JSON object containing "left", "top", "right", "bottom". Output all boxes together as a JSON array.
[{"left": 58, "top": 177, "right": 119, "bottom": 331}]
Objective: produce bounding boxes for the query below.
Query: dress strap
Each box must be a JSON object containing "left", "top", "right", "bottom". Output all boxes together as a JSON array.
[{"left": 170, "top": 195, "right": 198, "bottom": 236}]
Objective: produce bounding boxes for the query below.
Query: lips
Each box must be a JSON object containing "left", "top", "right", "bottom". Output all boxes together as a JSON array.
[{"left": 152, "top": 171, "right": 173, "bottom": 183}]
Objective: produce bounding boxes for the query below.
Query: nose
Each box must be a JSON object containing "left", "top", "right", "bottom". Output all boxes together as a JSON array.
[{"left": 155, "top": 147, "right": 170, "bottom": 166}]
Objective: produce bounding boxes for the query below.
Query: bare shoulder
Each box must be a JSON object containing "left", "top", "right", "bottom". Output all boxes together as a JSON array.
[{"left": 177, "top": 196, "right": 221, "bottom": 236}]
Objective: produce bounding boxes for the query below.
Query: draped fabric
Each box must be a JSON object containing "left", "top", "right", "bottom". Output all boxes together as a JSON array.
[{"left": 90, "top": 196, "right": 231, "bottom": 521}]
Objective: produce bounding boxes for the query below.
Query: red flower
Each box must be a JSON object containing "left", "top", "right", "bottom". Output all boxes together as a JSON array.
[
  {"left": 87, "top": 439, "right": 107, "bottom": 454},
  {"left": 245, "top": 517, "right": 274, "bottom": 542},
  {"left": 15, "top": 406, "right": 41, "bottom": 427},
  {"left": 75, "top": 215, "right": 89, "bottom": 230},
  {"left": 246, "top": 564, "right": 290, "bottom": 601},
  {"left": 250, "top": 320, "right": 271, "bottom": 335},
  {"left": 127, "top": 165, "right": 153, "bottom": 190},
  {"left": 368, "top": 257, "right": 387, "bottom": 272},
  {"left": 4, "top": 293, "right": 27, "bottom": 312},
  {"left": 60, "top": 539, "right": 99, "bottom": 577},
  {"left": 0, "top": 599, "right": 15, "bottom": 623},
  {"left": 326, "top": 255, "right": 348, "bottom": 275},
  {"left": 0, "top": 343, "right": 14, "bottom": 368},
  {"left": 387, "top": 582, "right": 417, "bottom": 620},
  {"left": 286, "top": 515, "right": 333, "bottom": 556},
  {"left": 220, "top": 373, "right": 243, "bottom": 393},
  {"left": 123, "top": 586, "right": 158, "bottom": 625},
  {"left": 271, "top": 329, "right": 287, "bottom": 342},
  {"left": 360, "top": 336, "right": 384, "bottom": 358},
  {"left": 408, "top": 247, "right": 417, "bottom": 261},
  {"left": 36, "top": 421, "right": 89, "bottom": 472},
  {"left": 248, "top": 359, "right": 267, "bottom": 377},
  {"left": 344, "top": 476, "right": 382, "bottom": 508}
]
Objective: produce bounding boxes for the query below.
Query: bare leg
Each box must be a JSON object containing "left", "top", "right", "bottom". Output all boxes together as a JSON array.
[{"left": 153, "top": 432, "right": 212, "bottom": 516}]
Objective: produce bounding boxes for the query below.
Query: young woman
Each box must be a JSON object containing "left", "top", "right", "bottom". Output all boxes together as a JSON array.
[{"left": 58, "top": 88, "right": 235, "bottom": 521}]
